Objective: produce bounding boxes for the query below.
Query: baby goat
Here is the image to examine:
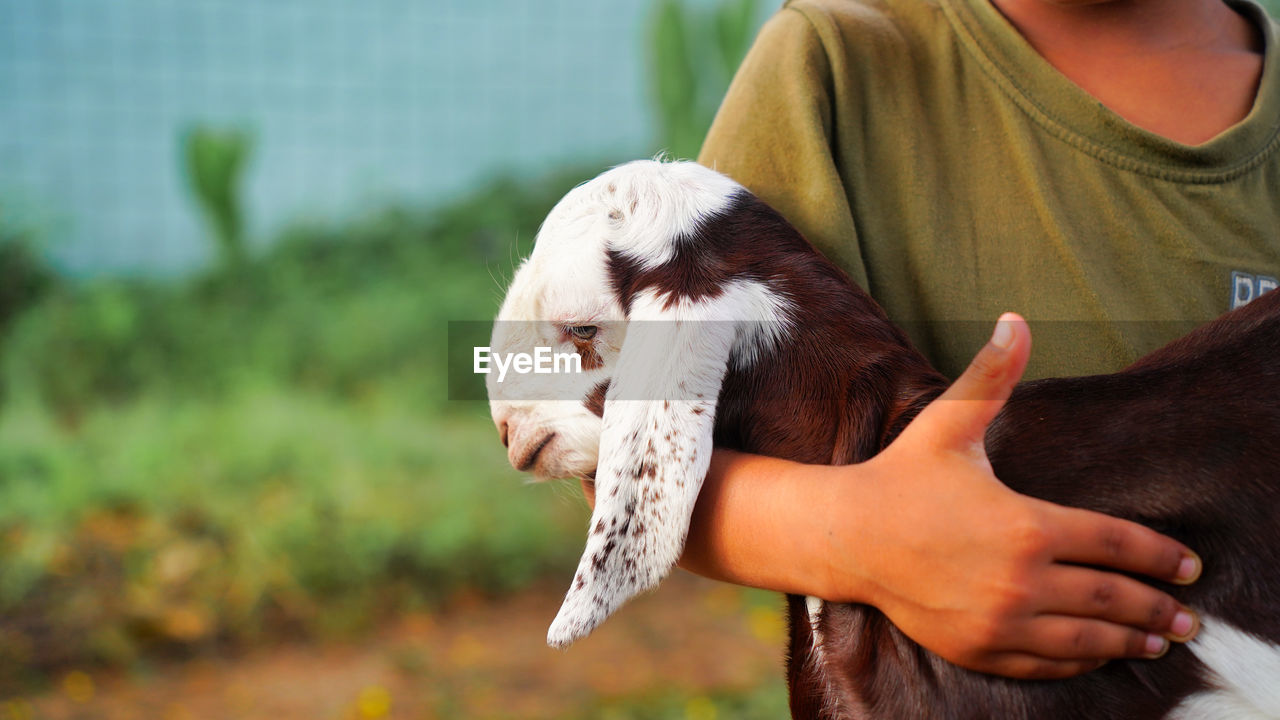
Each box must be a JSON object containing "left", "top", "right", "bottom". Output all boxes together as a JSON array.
[{"left": 486, "top": 159, "right": 1280, "bottom": 719}]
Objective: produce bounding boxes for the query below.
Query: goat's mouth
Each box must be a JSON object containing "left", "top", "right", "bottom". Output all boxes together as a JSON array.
[{"left": 513, "top": 432, "right": 557, "bottom": 472}]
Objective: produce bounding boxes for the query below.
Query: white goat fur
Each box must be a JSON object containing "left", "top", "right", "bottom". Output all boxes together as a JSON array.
[{"left": 488, "top": 160, "right": 792, "bottom": 648}]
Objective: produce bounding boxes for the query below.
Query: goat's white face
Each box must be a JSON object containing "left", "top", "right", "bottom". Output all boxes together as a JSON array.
[
  {"left": 487, "top": 160, "right": 788, "bottom": 649},
  {"left": 488, "top": 160, "right": 741, "bottom": 479},
  {"left": 484, "top": 214, "right": 625, "bottom": 480}
]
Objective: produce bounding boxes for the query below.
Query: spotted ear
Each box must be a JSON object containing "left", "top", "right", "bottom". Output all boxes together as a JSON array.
[{"left": 546, "top": 295, "right": 737, "bottom": 648}]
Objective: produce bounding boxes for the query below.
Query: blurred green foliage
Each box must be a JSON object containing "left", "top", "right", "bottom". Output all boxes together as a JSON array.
[
  {"left": 0, "top": 164, "right": 600, "bottom": 682},
  {"left": 0, "top": 0, "right": 774, "bottom": 689},
  {"left": 647, "top": 0, "right": 760, "bottom": 159},
  {"left": 0, "top": 228, "right": 56, "bottom": 343},
  {"left": 182, "top": 126, "right": 252, "bottom": 272}
]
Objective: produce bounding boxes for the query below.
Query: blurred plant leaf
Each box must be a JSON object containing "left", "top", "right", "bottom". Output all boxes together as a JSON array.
[
  {"left": 182, "top": 126, "right": 253, "bottom": 272},
  {"left": 713, "top": 0, "right": 761, "bottom": 78},
  {"left": 649, "top": 0, "right": 701, "bottom": 159},
  {"left": 646, "top": 0, "right": 762, "bottom": 160}
]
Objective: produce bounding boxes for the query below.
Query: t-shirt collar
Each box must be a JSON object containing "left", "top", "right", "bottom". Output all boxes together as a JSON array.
[{"left": 942, "top": 0, "right": 1280, "bottom": 180}]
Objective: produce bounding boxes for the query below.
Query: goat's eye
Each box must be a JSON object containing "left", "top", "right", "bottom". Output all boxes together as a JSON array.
[{"left": 567, "top": 325, "right": 598, "bottom": 341}]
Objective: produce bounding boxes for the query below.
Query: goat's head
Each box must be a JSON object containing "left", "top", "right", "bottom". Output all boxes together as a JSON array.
[{"left": 487, "top": 159, "right": 793, "bottom": 648}]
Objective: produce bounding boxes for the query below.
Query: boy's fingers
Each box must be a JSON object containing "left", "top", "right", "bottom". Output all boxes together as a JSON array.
[
  {"left": 1040, "top": 565, "right": 1195, "bottom": 638},
  {"left": 1041, "top": 502, "right": 1200, "bottom": 584},
  {"left": 919, "top": 313, "right": 1031, "bottom": 445},
  {"left": 1021, "top": 617, "right": 1168, "bottom": 662}
]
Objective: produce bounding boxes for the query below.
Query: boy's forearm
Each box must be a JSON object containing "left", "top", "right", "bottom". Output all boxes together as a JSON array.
[{"left": 677, "top": 449, "right": 863, "bottom": 603}]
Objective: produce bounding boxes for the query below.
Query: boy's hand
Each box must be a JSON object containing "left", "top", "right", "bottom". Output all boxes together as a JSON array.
[{"left": 843, "top": 314, "right": 1201, "bottom": 678}]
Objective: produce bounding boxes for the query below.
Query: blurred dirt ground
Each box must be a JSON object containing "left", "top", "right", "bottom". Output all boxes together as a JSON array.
[{"left": 4, "top": 573, "right": 788, "bottom": 719}]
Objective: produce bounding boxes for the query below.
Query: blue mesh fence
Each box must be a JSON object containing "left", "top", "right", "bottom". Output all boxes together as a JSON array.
[{"left": 0, "top": 0, "right": 655, "bottom": 274}]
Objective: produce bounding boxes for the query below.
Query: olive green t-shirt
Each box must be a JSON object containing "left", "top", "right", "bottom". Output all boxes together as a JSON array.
[{"left": 699, "top": 0, "right": 1280, "bottom": 380}]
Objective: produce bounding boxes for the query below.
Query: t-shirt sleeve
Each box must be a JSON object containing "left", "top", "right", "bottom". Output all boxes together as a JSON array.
[{"left": 697, "top": 5, "right": 870, "bottom": 291}]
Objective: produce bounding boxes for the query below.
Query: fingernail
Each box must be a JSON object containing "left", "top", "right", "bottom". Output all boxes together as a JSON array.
[
  {"left": 1173, "top": 554, "right": 1201, "bottom": 584},
  {"left": 990, "top": 314, "right": 1016, "bottom": 349},
  {"left": 1170, "top": 610, "right": 1198, "bottom": 641},
  {"left": 1144, "top": 634, "right": 1168, "bottom": 658}
]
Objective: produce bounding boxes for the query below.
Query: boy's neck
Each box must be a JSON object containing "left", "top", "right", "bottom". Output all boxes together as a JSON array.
[{"left": 989, "top": 0, "right": 1264, "bottom": 145}]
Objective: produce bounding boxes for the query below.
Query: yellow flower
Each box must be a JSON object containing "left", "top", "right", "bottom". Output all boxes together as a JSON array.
[
  {"left": 357, "top": 685, "right": 392, "bottom": 719},
  {"left": 748, "top": 606, "right": 785, "bottom": 644},
  {"left": 684, "top": 695, "right": 718, "bottom": 720},
  {"left": 61, "top": 670, "right": 94, "bottom": 704},
  {"left": 2, "top": 700, "right": 34, "bottom": 720}
]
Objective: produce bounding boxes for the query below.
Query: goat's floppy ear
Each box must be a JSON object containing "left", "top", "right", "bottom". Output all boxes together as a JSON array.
[{"left": 547, "top": 294, "right": 738, "bottom": 648}]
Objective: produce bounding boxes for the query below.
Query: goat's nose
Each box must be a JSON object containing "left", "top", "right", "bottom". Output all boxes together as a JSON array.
[{"left": 498, "top": 420, "right": 510, "bottom": 448}]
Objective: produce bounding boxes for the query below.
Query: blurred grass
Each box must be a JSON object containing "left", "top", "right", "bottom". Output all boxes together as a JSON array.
[
  {"left": 0, "top": 164, "right": 604, "bottom": 683},
  {"left": 573, "top": 684, "right": 790, "bottom": 720}
]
